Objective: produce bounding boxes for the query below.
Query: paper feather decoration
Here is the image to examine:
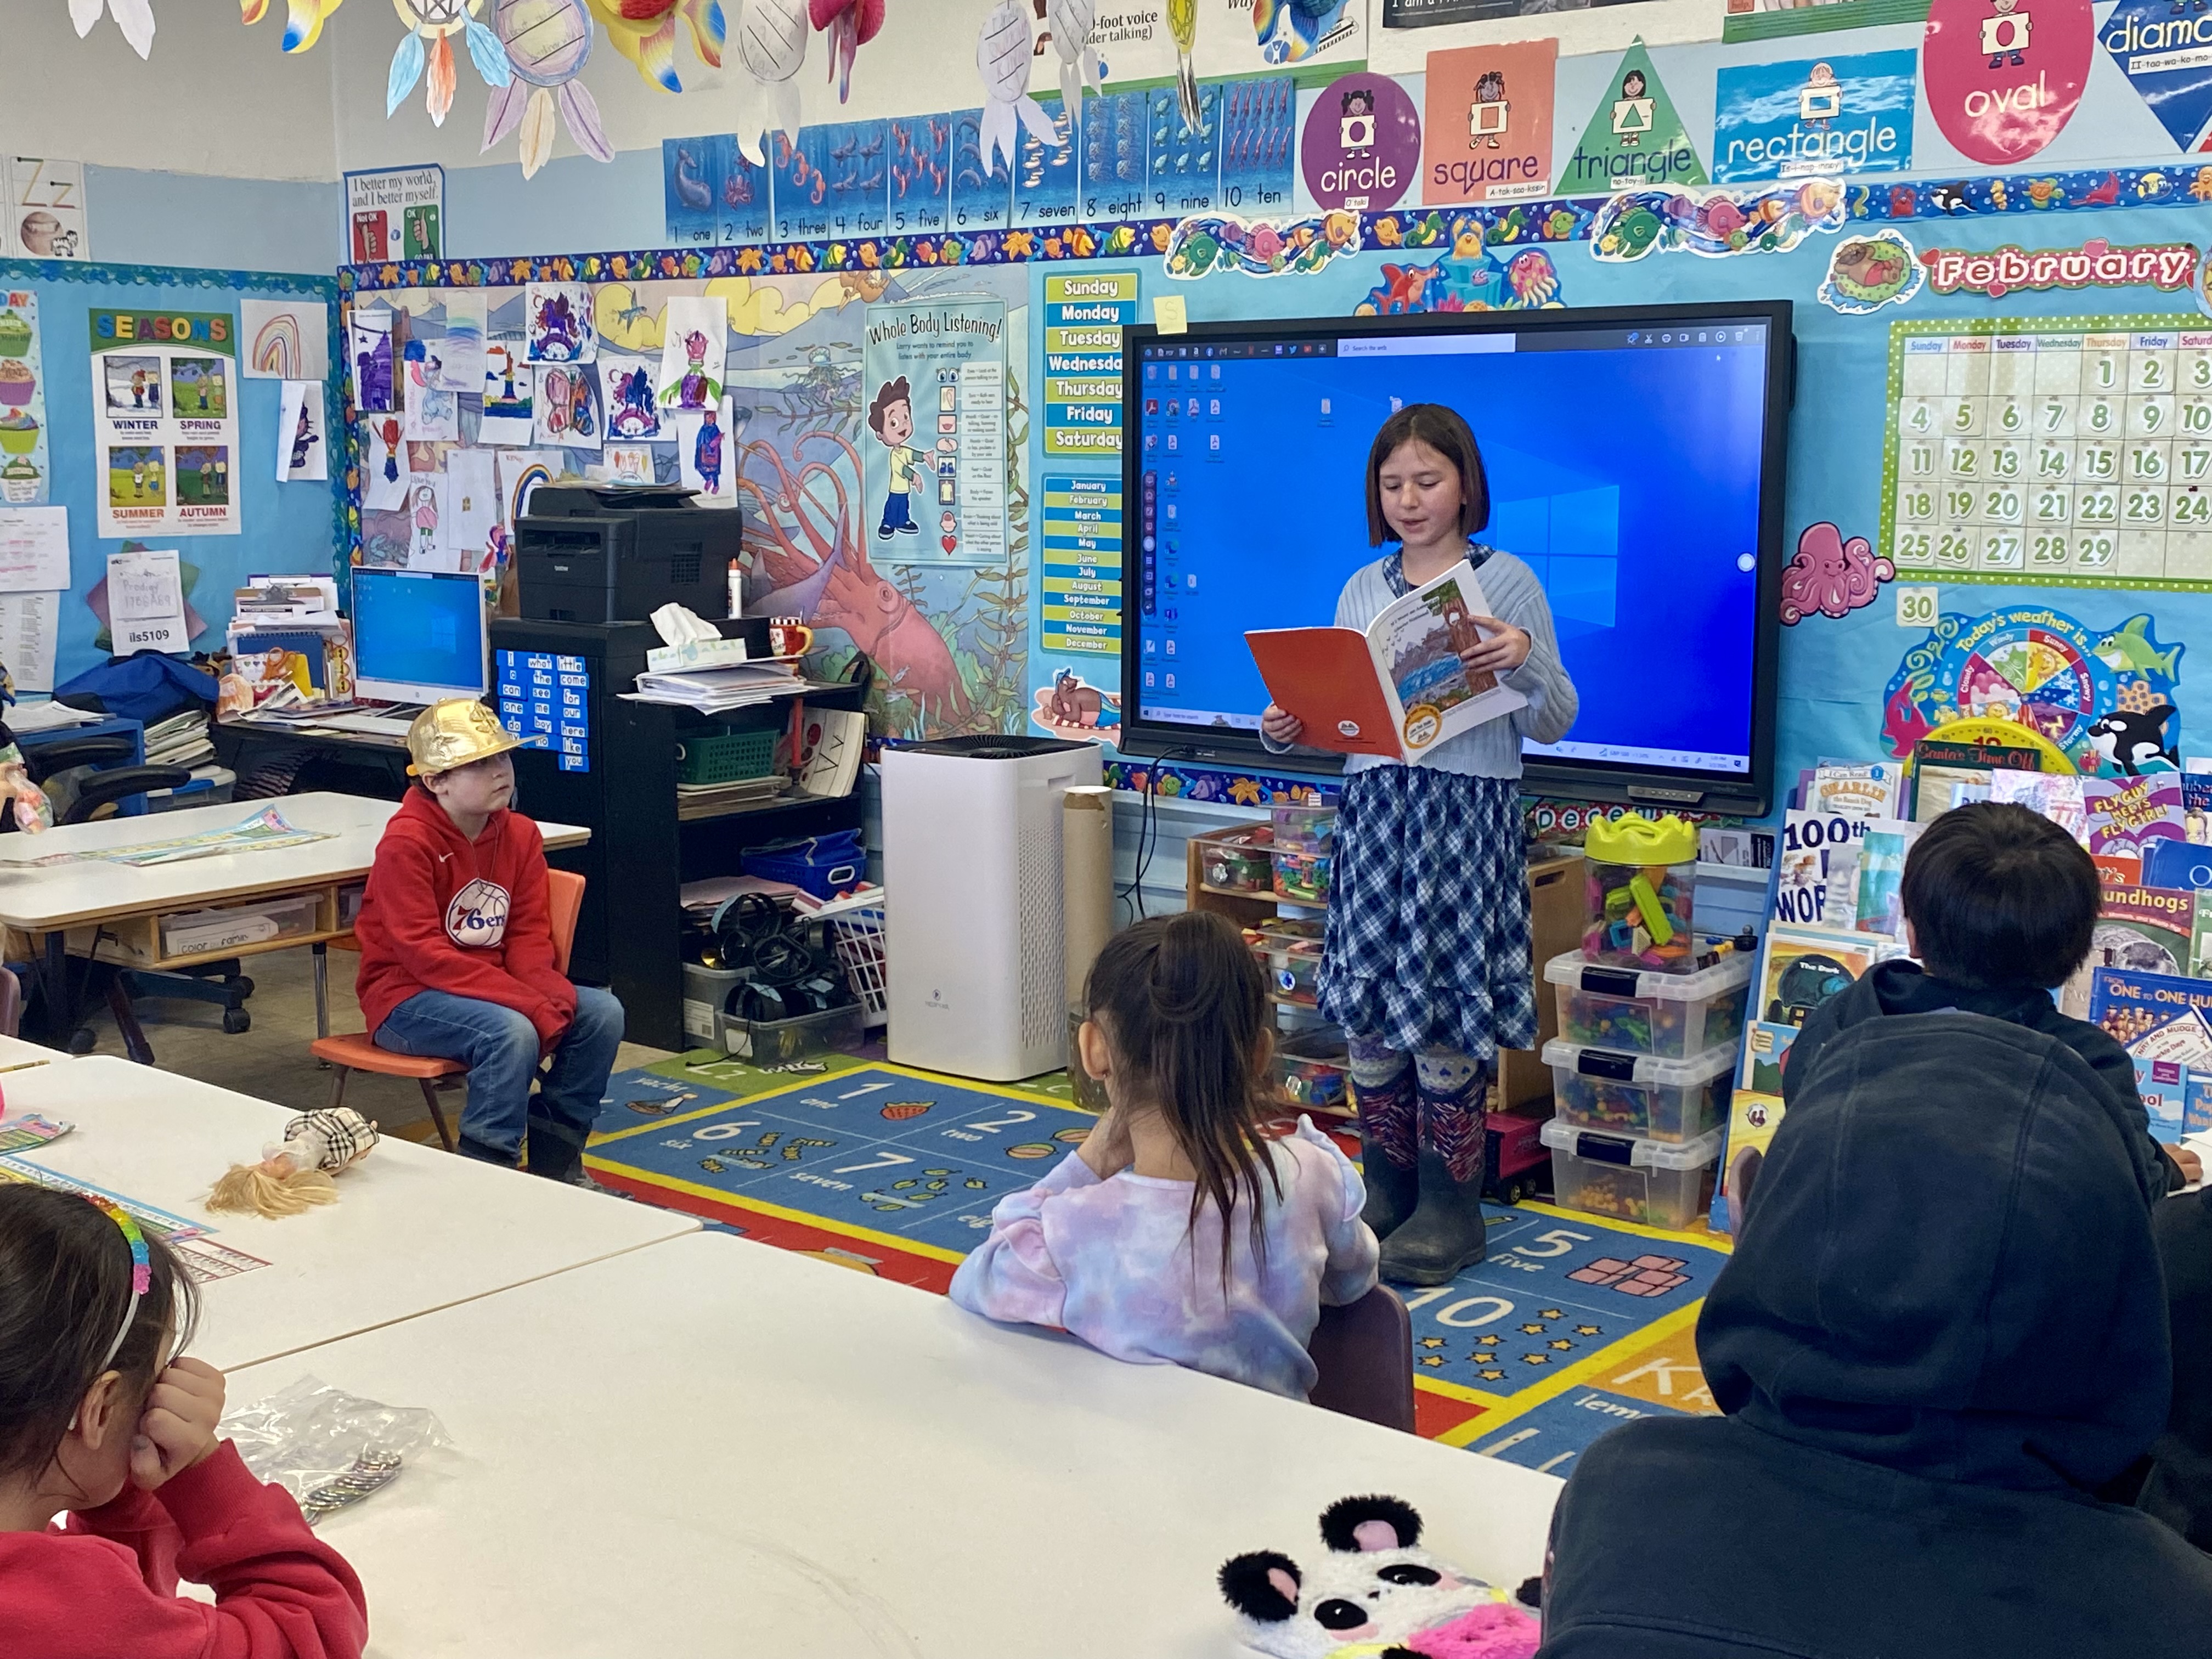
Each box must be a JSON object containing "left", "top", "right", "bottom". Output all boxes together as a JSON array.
[
  {"left": 69, "top": 0, "right": 155, "bottom": 59},
  {"left": 389, "top": 0, "right": 512, "bottom": 127},
  {"left": 975, "top": 1, "right": 1057, "bottom": 179}
]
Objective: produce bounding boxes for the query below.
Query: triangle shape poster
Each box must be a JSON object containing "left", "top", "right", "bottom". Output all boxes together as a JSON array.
[{"left": 1560, "top": 39, "right": 1707, "bottom": 195}]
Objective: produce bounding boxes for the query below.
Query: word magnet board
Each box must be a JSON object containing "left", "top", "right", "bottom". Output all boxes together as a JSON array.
[{"left": 1881, "top": 316, "right": 2212, "bottom": 590}]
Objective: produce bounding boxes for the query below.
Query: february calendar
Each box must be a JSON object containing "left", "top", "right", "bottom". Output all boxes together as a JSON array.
[{"left": 1881, "top": 315, "right": 2212, "bottom": 591}]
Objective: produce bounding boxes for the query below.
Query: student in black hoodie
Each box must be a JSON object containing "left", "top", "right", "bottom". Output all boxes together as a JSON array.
[
  {"left": 1539, "top": 1011, "right": 2212, "bottom": 1656},
  {"left": 1784, "top": 800, "right": 2196, "bottom": 1203}
]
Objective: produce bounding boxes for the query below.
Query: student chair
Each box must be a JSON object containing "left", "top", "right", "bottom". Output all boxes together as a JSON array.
[
  {"left": 308, "top": 869, "right": 588, "bottom": 1153},
  {"left": 1307, "top": 1284, "right": 1417, "bottom": 1434}
]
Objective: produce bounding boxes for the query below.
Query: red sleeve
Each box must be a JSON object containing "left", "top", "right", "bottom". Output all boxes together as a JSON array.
[
  {"left": 363, "top": 831, "right": 560, "bottom": 1037},
  {"left": 496, "top": 817, "right": 576, "bottom": 1041},
  {"left": 64, "top": 1443, "right": 368, "bottom": 1659}
]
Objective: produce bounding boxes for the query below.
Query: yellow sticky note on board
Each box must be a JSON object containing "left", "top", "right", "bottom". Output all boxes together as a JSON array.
[{"left": 1153, "top": 294, "right": 1188, "bottom": 334}]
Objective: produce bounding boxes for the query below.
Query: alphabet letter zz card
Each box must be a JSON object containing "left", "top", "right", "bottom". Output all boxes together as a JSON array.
[{"left": 1421, "top": 39, "right": 1558, "bottom": 206}]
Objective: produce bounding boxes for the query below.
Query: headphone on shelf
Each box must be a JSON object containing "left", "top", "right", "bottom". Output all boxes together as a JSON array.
[{"left": 705, "top": 893, "right": 859, "bottom": 1024}]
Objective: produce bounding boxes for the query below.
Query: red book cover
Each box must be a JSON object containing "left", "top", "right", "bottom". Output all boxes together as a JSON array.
[{"left": 1246, "top": 628, "right": 1401, "bottom": 758}]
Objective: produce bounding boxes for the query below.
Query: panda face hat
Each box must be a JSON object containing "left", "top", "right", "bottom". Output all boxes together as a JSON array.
[{"left": 1217, "top": 1496, "right": 1514, "bottom": 1659}]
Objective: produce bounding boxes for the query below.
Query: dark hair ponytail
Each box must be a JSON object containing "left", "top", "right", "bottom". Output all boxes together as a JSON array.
[
  {"left": 0, "top": 1184, "right": 198, "bottom": 1483},
  {"left": 1085, "top": 911, "right": 1283, "bottom": 1279}
]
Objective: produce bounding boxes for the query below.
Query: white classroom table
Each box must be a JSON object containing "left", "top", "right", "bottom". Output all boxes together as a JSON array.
[
  {"left": 227, "top": 1232, "right": 1565, "bottom": 1659},
  {"left": 0, "top": 1056, "right": 698, "bottom": 1372},
  {"left": 0, "top": 1031, "right": 69, "bottom": 1069}
]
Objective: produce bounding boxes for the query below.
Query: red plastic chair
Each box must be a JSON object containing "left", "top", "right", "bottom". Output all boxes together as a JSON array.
[
  {"left": 308, "top": 870, "right": 587, "bottom": 1152},
  {"left": 1308, "top": 1283, "right": 1418, "bottom": 1434}
]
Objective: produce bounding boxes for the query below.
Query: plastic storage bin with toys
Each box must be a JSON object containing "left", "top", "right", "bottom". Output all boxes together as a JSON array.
[
  {"left": 1544, "top": 948, "right": 1753, "bottom": 1060},
  {"left": 1538, "top": 1119, "right": 1723, "bottom": 1231},
  {"left": 1541, "top": 1038, "right": 1736, "bottom": 1144},
  {"left": 1245, "top": 917, "right": 1323, "bottom": 1007},
  {"left": 1581, "top": 813, "right": 1699, "bottom": 972},
  {"left": 1271, "top": 803, "right": 1335, "bottom": 905}
]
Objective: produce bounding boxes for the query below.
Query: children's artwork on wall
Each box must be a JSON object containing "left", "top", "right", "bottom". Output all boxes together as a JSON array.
[
  {"left": 403, "top": 471, "right": 446, "bottom": 569},
  {"left": 349, "top": 304, "right": 397, "bottom": 414},
  {"left": 276, "top": 381, "right": 326, "bottom": 483},
  {"left": 656, "top": 296, "right": 727, "bottom": 412},
  {"left": 1560, "top": 39, "right": 1705, "bottom": 196},
  {"left": 482, "top": 0, "right": 611, "bottom": 180},
  {"left": 1817, "top": 228, "right": 1924, "bottom": 313},
  {"left": 1589, "top": 178, "right": 1847, "bottom": 260},
  {"left": 478, "top": 338, "right": 534, "bottom": 443},
  {"left": 1882, "top": 314, "right": 2212, "bottom": 589},
  {"left": 1300, "top": 70, "right": 1421, "bottom": 215},
  {"left": 532, "top": 360, "right": 603, "bottom": 451},
  {"left": 496, "top": 447, "right": 562, "bottom": 531},
  {"left": 0, "top": 292, "right": 50, "bottom": 506},
  {"left": 601, "top": 351, "right": 662, "bottom": 438},
  {"left": 1420, "top": 38, "right": 1559, "bottom": 206},
  {"left": 675, "top": 398, "right": 736, "bottom": 503},
  {"left": 604, "top": 443, "right": 654, "bottom": 484},
  {"left": 1711, "top": 49, "right": 1918, "bottom": 185},
  {"left": 400, "top": 348, "right": 459, "bottom": 443},
  {"left": 1163, "top": 210, "right": 1362, "bottom": 279},
  {"left": 90, "top": 308, "right": 240, "bottom": 537},
  {"left": 1922, "top": 0, "right": 2091, "bottom": 167},
  {"left": 435, "top": 292, "right": 486, "bottom": 393},
  {"left": 525, "top": 281, "right": 596, "bottom": 363},
  {"left": 239, "top": 298, "right": 330, "bottom": 381},
  {"left": 359, "top": 416, "right": 407, "bottom": 511},
  {"left": 445, "top": 446, "right": 499, "bottom": 573}
]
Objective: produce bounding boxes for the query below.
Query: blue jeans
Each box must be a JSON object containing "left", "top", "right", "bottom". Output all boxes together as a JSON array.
[{"left": 374, "top": 986, "right": 624, "bottom": 1158}]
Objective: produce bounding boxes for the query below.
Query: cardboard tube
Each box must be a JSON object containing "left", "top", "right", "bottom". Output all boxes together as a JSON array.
[{"left": 1063, "top": 785, "right": 1115, "bottom": 1012}]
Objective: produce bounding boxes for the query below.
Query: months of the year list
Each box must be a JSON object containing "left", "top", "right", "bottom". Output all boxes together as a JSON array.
[{"left": 1881, "top": 316, "right": 2212, "bottom": 589}]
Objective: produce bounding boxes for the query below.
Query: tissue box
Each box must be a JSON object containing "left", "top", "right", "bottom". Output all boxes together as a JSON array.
[{"left": 646, "top": 636, "right": 753, "bottom": 673}]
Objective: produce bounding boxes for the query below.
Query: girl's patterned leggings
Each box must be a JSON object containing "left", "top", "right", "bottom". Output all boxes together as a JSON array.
[{"left": 1346, "top": 1036, "right": 1489, "bottom": 1184}]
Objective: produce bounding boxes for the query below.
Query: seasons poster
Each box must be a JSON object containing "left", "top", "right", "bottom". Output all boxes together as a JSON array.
[{"left": 88, "top": 307, "right": 240, "bottom": 537}]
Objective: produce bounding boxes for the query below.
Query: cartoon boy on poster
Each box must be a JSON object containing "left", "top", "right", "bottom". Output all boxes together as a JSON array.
[{"left": 867, "top": 375, "right": 921, "bottom": 539}]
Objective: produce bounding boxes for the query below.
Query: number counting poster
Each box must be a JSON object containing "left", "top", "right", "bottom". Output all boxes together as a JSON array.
[
  {"left": 1883, "top": 315, "right": 2212, "bottom": 588},
  {"left": 88, "top": 308, "right": 240, "bottom": 538}
]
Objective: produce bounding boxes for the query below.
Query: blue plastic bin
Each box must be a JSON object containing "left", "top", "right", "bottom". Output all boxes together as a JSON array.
[{"left": 741, "top": 830, "right": 867, "bottom": 899}]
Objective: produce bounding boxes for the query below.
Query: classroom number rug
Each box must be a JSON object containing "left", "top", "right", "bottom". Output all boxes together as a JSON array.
[{"left": 589, "top": 1054, "right": 1729, "bottom": 1475}]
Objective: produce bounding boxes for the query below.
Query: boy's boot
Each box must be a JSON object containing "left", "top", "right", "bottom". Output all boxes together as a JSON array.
[
  {"left": 456, "top": 1133, "right": 520, "bottom": 1169},
  {"left": 525, "top": 1110, "right": 614, "bottom": 1193},
  {"left": 1378, "top": 1150, "right": 1490, "bottom": 1286}
]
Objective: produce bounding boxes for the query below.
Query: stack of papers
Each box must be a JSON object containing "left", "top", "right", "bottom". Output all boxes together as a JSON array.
[
  {"left": 7, "top": 700, "right": 101, "bottom": 733},
  {"left": 145, "top": 709, "right": 215, "bottom": 770},
  {"left": 675, "top": 774, "right": 790, "bottom": 818},
  {"left": 623, "top": 662, "right": 808, "bottom": 714}
]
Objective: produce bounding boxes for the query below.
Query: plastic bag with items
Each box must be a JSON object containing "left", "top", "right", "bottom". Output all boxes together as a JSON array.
[{"left": 220, "top": 1374, "right": 453, "bottom": 1525}]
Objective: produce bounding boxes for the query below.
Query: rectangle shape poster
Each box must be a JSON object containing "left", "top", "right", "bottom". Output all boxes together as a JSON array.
[
  {"left": 1712, "top": 49, "right": 1917, "bottom": 183},
  {"left": 861, "top": 298, "right": 1007, "bottom": 566},
  {"left": 89, "top": 308, "right": 240, "bottom": 538}
]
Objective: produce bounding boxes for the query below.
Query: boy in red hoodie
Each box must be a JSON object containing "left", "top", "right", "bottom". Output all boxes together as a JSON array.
[{"left": 354, "top": 699, "right": 624, "bottom": 1178}]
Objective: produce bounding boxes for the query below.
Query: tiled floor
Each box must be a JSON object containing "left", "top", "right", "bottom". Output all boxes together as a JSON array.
[{"left": 54, "top": 947, "right": 675, "bottom": 1145}]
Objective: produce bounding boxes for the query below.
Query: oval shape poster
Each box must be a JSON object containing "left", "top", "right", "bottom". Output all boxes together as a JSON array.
[{"left": 1923, "top": 0, "right": 2091, "bottom": 165}]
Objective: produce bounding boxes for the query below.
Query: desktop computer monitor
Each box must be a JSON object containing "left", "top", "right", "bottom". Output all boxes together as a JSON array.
[{"left": 352, "top": 568, "right": 489, "bottom": 706}]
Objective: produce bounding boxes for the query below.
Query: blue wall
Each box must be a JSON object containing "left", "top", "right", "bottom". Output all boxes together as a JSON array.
[{"left": 86, "top": 167, "right": 338, "bottom": 276}]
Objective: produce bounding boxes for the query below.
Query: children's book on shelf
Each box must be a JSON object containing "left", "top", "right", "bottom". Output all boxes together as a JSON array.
[
  {"left": 1773, "top": 813, "right": 1919, "bottom": 935},
  {"left": 2087, "top": 966, "right": 2212, "bottom": 1073},
  {"left": 1773, "top": 810, "right": 1865, "bottom": 927},
  {"left": 2058, "top": 882, "right": 2196, "bottom": 1019},
  {"left": 2084, "top": 774, "right": 2186, "bottom": 864},
  {"left": 1754, "top": 924, "right": 1894, "bottom": 1030},
  {"left": 2145, "top": 838, "right": 2212, "bottom": 895},
  {"left": 1989, "top": 769, "right": 2088, "bottom": 840},
  {"left": 2183, "top": 772, "right": 2212, "bottom": 845},
  {"left": 1709, "top": 1090, "right": 1785, "bottom": 1236},
  {"left": 2135, "top": 1056, "right": 2192, "bottom": 1145},
  {"left": 1739, "top": 1019, "right": 1797, "bottom": 1096},
  {"left": 2190, "top": 1073, "right": 2212, "bottom": 1137},
  {"left": 1245, "top": 558, "right": 1525, "bottom": 764},
  {"left": 1911, "top": 736, "right": 2040, "bottom": 823},
  {"left": 2194, "top": 891, "right": 2212, "bottom": 980},
  {"left": 1805, "top": 762, "right": 1905, "bottom": 820}
]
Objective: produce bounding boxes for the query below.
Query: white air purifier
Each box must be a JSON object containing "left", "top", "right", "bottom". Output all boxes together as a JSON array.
[{"left": 882, "top": 736, "right": 1104, "bottom": 1080}]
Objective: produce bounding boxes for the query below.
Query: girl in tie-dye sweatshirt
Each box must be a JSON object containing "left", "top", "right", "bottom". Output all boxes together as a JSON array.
[{"left": 950, "top": 911, "right": 1380, "bottom": 1401}]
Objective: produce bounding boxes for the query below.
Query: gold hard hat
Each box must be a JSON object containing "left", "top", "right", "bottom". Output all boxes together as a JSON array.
[{"left": 406, "top": 698, "right": 522, "bottom": 777}]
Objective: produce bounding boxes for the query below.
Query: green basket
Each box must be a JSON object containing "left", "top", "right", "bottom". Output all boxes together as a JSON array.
[{"left": 676, "top": 728, "right": 778, "bottom": 786}]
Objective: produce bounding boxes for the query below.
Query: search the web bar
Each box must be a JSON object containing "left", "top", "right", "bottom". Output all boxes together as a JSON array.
[{"left": 1337, "top": 335, "right": 1517, "bottom": 358}]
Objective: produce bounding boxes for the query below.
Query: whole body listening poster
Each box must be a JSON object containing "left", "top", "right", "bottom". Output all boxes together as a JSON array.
[
  {"left": 89, "top": 308, "right": 240, "bottom": 537},
  {"left": 861, "top": 297, "right": 1007, "bottom": 566}
]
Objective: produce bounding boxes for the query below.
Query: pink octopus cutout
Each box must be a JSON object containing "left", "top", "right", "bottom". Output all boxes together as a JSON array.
[{"left": 1780, "top": 521, "right": 1895, "bottom": 625}]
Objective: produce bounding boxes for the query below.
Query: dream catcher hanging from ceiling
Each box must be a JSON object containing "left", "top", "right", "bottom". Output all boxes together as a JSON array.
[{"left": 388, "top": 0, "right": 513, "bottom": 127}]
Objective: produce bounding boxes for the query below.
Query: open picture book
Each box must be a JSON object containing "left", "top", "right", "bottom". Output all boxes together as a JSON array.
[{"left": 1245, "top": 558, "right": 1526, "bottom": 763}]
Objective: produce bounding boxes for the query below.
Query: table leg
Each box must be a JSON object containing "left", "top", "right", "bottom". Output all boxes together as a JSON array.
[
  {"left": 313, "top": 941, "right": 329, "bottom": 1040},
  {"left": 105, "top": 974, "right": 154, "bottom": 1066},
  {"left": 36, "top": 932, "right": 78, "bottom": 1051}
]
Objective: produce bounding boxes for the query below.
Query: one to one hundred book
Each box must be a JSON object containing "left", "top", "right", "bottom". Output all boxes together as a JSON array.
[{"left": 1246, "top": 558, "right": 1525, "bottom": 764}]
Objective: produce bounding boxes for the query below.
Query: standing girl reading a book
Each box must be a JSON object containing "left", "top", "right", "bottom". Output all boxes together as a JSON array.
[{"left": 1262, "top": 404, "right": 1578, "bottom": 1284}]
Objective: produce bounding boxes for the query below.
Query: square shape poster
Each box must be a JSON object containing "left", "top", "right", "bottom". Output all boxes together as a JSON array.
[
  {"left": 1711, "top": 49, "right": 1917, "bottom": 183},
  {"left": 89, "top": 307, "right": 239, "bottom": 537},
  {"left": 1420, "top": 39, "right": 1558, "bottom": 205}
]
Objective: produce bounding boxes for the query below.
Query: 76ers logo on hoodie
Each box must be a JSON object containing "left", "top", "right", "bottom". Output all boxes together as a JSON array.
[{"left": 445, "top": 878, "right": 510, "bottom": 949}]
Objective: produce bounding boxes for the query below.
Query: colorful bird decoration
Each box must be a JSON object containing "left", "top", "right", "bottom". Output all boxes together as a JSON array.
[
  {"left": 68, "top": 0, "right": 156, "bottom": 59},
  {"left": 976, "top": 1, "right": 1057, "bottom": 178},
  {"left": 1047, "top": 0, "right": 1099, "bottom": 154},
  {"left": 1166, "top": 0, "right": 1199, "bottom": 133},
  {"left": 239, "top": 0, "right": 345, "bottom": 53},
  {"left": 483, "top": 0, "right": 611, "bottom": 178},
  {"left": 389, "top": 0, "right": 512, "bottom": 127},
  {"left": 583, "top": 0, "right": 726, "bottom": 94},
  {"left": 807, "top": 0, "right": 881, "bottom": 104},
  {"left": 1252, "top": 0, "right": 1340, "bottom": 65},
  {"left": 735, "top": 0, "right": 808, "bottom": 166}
]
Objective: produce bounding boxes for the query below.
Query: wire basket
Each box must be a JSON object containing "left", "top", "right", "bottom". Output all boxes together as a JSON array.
[{"left": 809, "top": 888, "right": 888, "bottom": 1029}]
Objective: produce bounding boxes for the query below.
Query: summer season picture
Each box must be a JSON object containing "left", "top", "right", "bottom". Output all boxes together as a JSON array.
[
  {"left": 170, "top": 356, "right": 229, "bottom": 420},
  {"left": 176, "top": 443, "right": 230, "bottom": 507},
  {"left": 102, "top": 353, "right": 161, "bottom": 412},
  {"left": 106, "top": 443, "right": 165, "bottom": 506}
]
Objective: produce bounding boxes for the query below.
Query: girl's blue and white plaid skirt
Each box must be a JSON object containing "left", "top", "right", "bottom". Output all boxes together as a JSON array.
[{"left": 1317, "top": 765, "right": 1536, "bottom": 1063}]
